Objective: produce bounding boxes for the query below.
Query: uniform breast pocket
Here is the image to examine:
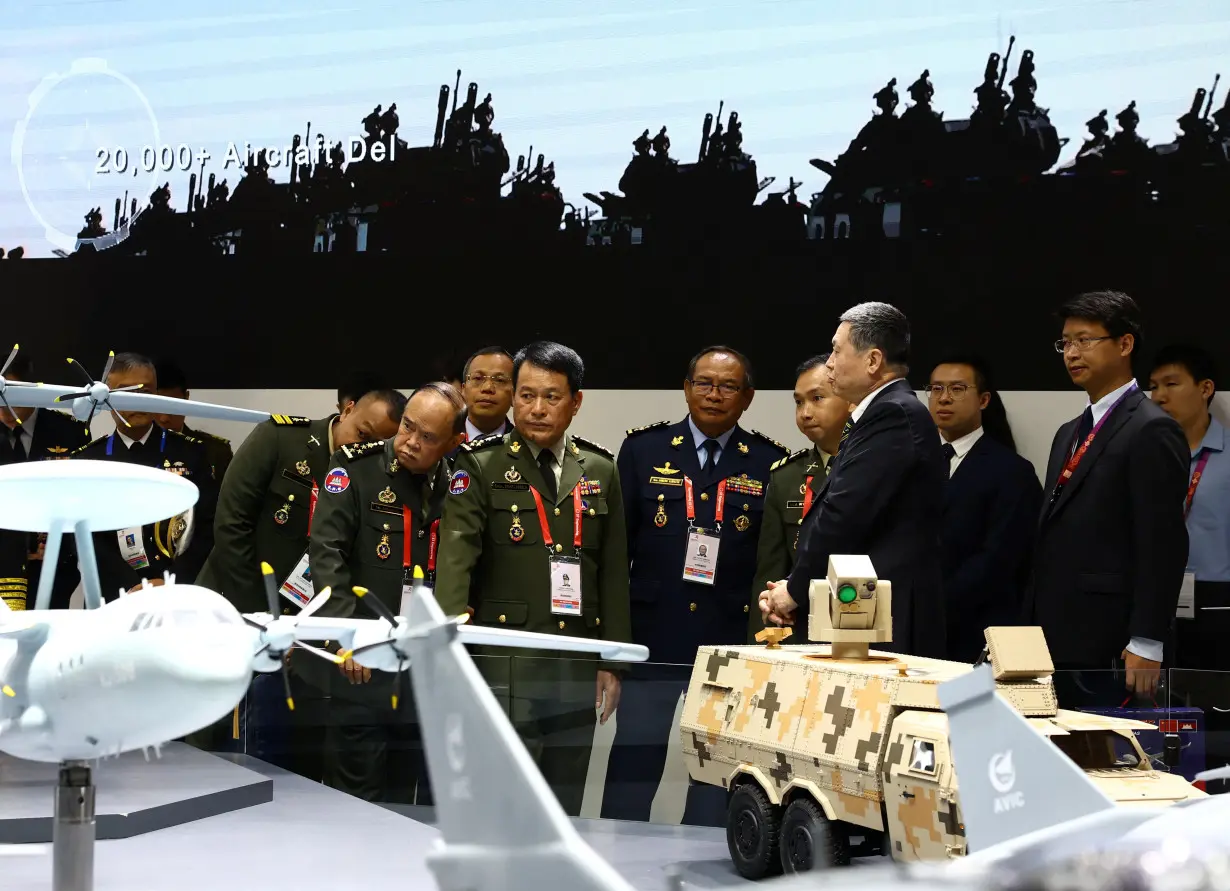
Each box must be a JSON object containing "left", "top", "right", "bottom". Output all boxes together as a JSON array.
[
  {"left": 727, "top": 493, "right": 766, "bottom": 536},
  {"left": 357, "top": 508, "right": 405, "bottom": 569},
  {"left": 580, "top": 494, "right": 609, "bottom": 549},
  {"left": 642, "top": 484, "right": 684, "bottom": 535},
  {"left": 265, "top": 478, "right": 312, "bottom": 539},
  {"left": 489, "top": 490, "right": 543, "bottom": 548}
]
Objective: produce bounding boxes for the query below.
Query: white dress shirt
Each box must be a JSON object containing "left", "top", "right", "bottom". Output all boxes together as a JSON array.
[
  {"left": 115, "top": 425, "right": 154, "bottom": 449},
  {"left": 940, "top": 426, "right": 984, "bottom": 478},
  {"left": 465, "top": 416, "right": 508, "bottom": 443}
]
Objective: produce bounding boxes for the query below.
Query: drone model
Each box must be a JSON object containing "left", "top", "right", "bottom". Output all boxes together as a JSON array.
[{"left": 0, "top": 345, "right": 271, "bottom": 426}]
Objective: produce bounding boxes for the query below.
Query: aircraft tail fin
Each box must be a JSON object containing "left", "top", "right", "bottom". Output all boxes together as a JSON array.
[
  {"left": 937, "top": 665, "right": 1115, "bottom": 854},
  {"left": 405, "top": 587, "right": 637, "bottom": 891}
]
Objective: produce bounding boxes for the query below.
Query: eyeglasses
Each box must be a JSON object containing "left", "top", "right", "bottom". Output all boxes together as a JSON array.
[
  {"left": 1054, "top": 336, "right": 1112, "bottom": 354},
  {"left": 466, "top": 373, "right": 512, "bottom": 387},
  {"left": 926, "top": 384, "right": 973, "bottom": 399},
  {"left": 689, "top": 379, "right": 742, "bottom": 397}
]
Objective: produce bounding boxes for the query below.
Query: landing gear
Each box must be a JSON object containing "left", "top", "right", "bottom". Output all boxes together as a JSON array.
[
  {"left": 725, "top": 783, "right": 781, "bottom": 879},
  {"left": 779, "top": 798, "right": 850, "bottom": 873}
]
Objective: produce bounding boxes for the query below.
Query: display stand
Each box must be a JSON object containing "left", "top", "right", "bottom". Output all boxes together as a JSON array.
[{"left": 52, "top": 761, "right": 94, "bottom": 891}]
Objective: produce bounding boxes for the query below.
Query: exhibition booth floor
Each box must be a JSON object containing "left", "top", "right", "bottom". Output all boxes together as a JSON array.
[{"left": 1, "top": 752, "right": 747, "bottom": 891}]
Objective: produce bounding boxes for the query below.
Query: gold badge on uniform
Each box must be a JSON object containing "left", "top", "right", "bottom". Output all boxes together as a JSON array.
[
  {"left": 799, "top": 483, "right": 807, "bottom": 495},
  {"left": 670, "top": 436, "right": 684, "bottom": 447},
  {"left": 378, "top": 486, "right": 396, "bottom": 504},
  {"left": 505, "top": 469, "right": 522, "bottom": 483},
  {"left": 389, "top": 461, "right": 399, "bottom": 473},
  {"left": 654, "top": 505, "right": 668, "bottom": 527},
  {"left": 652, "top": 463, "right": 680, "bottom": 475},
  {"left": 274, "top": 503, "right": 290, "bottom": 525},
  {"left": 509, "top": 516, "right": 525, "bottom": 542},
  {"left": 510, "top": 440, "right": 522, "bottom": 454},
  {"left": 295, "top": 460, "right": 311, "bottom": 476},
  {"left": 376, "top": 535, "right": 392, "bottom": 560},
  {"left": 737, "top": 442, "right": 749, "bottom": 454},
  {"left": 734, "top": 515, "right": 750, "bottom": 532}
]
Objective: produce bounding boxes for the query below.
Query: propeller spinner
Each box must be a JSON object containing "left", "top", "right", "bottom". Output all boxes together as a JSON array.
[
  {"left": 242, "top": 562, "right": 342, "bottom": 710},
  {"left": 55, "top": 351, "right": 142, "bottom": 427}
]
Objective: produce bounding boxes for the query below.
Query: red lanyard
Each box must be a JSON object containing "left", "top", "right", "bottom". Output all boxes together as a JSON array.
[
  {"left": 1054, "top": 385, "right": 1137, "bottom": 496},
  {"left": 529, "top": 484, "right": 584, "bottom": 551},
  {"left": 802, "top": 477, "right": 815, "bottom": 518},
  {"left": 402, "top": 504, "right": 441, "bottom": 572},
  {"left": 1186, "top": 451, "right": 1212, "bottom": 518},
  {"left": 307, "top": 485, "right": 319, "bottom": 535},
  {"left": 684, "top": 477, "right": 727, "bottom": 526}
]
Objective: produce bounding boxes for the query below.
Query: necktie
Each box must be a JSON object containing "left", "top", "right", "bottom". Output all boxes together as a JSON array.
[
  {"left": 11, "top": 426, "right": 26, "bottom": 460},
  {"left": 1071, "top": 407, "right": 1094, "bottom": 455},
  {"left": 537, "top": 449, "right": 557, "bottom": 502},
  {"left": 128, "top": 440, "right": 145, "bottom": 459},
  {"left": 837, "top": 418, "right": 854, "bottom": 453},
  {"left": 824, "top": 455, "right": 833, "bottom": 477},
  {"left": 701, "top": 439, "right": 720, "bottom": 470},
  {"left": 941, "top": 443, "right": 956, "bottom": 462}
]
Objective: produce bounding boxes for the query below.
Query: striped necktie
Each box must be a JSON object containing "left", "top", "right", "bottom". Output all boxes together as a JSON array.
[{"left": 837, "top": 418, "right": 853, "bottom": 453}]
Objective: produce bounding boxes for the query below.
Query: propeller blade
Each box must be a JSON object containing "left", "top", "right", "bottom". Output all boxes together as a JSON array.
[
  {"left": 107, "top": 402, "right": 130, "bottom": 427},
  {"left": 66, "top": 357, "right": 94, "bottom": 387},
  {"left": 0, "top": 344, "right": 16, "bottom": 378},
  {"left": 0, "top": 391, "right": 16, "bottom": 421},
  {"left": 100, "top": 351, "right": 116, "bottom": 382},
  {"left": 298, "top": 586, "right": 332, "bottom": 618},
  {"left": 242, "top": 616, "right": 267, "bottom": 631},
  {"left": 294, "top": 641, "right": 344, "bottom": 664},
  {"left": 111, "top": 384, "right": 143, "bottom": 393},
  {"left": 353, "top": 585, "right": 399, "bottom": 627},
  {"left": 255, "top": 642, "right": 271, "bottom": 657},
  {"left": 340, "top": 638, "right": 391, "bottom": 659},
  {"left": 259, "top": 562, "right": 280, "bottom": 616},
  {"left": 2, "top": 684, "right": 15, "bottom": 698},
  {"left": 53, "top": 391, "right": 91, "bottom": 403},
  {"left": 280, "top": 663, "right": 295, "bottom": 711}
]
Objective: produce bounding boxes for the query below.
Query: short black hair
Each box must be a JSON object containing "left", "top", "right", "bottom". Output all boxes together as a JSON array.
[
  {"left": 1056, "top": 290, "right": 1144, "bottom": 357},
  {"left": 839, "top": 302, "right": 910, "bottom": 370},
  {"left": 4, "top": 350, "right": 33, "bottom": 380},
  {"left": 1151, "top": 343, "right": 1218, "bottom": 406},
  {"left": 687, "top": 345, "right": 754, "bottom": 389},
  {"left": 154, "top": 358, "right": 188, "bottom": 392},
  {"left": 358, "top": 388, "right": 408, "bottom": 424},
  {"left": 931, "top": 354, "right": 1019, "bottom": 454},
  {"left": 932, "top": 353, "right": 995, "bottom": 393},
  {"left": 463, "top": 346, "right": 514, "bottom": 379},
  {"left": 108, "top": 352, "right": 156, "bottom": 382},
  {"left": 513, "top": 341, "right": 584, "bottom": 394},
  {"left": 411, "top": 381, "right": 469, "bottom": 435},
  {"left": 337, "top": 371, "right": 385, "bottom": 408},
  {"left": 794, "top": 353, "right": 830, "bottom": 378}
]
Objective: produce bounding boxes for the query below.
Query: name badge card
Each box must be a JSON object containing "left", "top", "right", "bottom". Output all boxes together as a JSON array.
[
  {"left": 280, "top": 550, "right": 315, "bottom": 608},
  {"left": 117, "top": 527, "right": 150, "bottom": 570},
  {"left": 683, "top": 529, "right": 719, "bottom": 585},
  {"left": 1177, "top": 572, "right": 1196, "bottom": 619},
  {"left": 550, "top": 555, "right": 582, "bottom": 616}
]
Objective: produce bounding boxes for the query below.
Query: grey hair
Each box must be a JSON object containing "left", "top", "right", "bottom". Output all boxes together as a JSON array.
[
  {"left": 839, "top": 302, "right": 910, "bottom": 371},
  {"left": 107, "top": 352, "right": 157, "bottom": 382}
]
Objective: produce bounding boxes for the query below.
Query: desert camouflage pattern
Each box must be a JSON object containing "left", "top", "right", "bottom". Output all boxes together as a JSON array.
[{"left": 679, "top": 643, "right": 1204, "bottom": 863}]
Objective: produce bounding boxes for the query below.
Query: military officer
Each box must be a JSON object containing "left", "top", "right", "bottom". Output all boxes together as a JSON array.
[
  {"left": 435, "top": 340, "right": 631, "bottom": 817},
  {"left": 750, "top": 354, "right": 854, "bottom": 641},
  {"left": 0, "top": 352, "right": 92, "bottom": 605},
  {"left": 306, "top": 382, "right": 465, "bottom": 804},
  {"left": 66, "top": 353, "right": 217, "bottom": 602},
  {"left": 153, "top": 359, "right": 235, "bottom": 481},
  {"left": 601, "top": 345, "right": 789, "bottom": 826}
]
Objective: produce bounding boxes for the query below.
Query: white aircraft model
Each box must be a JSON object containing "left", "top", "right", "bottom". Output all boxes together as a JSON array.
[{"left": 0, "top": 345, "right": 271, "bottom": 426}]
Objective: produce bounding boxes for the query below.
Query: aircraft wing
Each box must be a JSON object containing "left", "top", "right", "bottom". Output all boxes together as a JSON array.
[
  {"left": 103, "top": 391, "right": 271, "bottom": 424},
  {"left": 0, "top": 382, "right": 83, "bottom": 409}
]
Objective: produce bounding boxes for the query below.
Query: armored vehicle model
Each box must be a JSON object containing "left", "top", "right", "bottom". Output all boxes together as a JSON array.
[{"left": 679, "top": 555, "right": 1205, "bottom": 880}]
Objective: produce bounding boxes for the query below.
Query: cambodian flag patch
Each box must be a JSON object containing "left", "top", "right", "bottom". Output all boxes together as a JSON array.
[
  {"left": 449, "top": 470, "right": 471, "bottom": 495},
  {"left": 324, "top": 468, "right": 350, "bottom": 494}
]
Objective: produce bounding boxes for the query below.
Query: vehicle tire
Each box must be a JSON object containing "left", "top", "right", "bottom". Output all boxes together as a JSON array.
[
  {"left": 726, "top": 783, "right": 782, "bottom": 879},
  {"left": 778, "top": 798, "right": 850, "bottom": 874}
]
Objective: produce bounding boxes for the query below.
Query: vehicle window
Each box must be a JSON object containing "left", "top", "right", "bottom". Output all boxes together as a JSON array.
[
  {"left": 909, "top": 739, "right": 936, "bottom": 773},
  {"left": 1051, "top": 730, "right": 1144, "bottom": 769}
]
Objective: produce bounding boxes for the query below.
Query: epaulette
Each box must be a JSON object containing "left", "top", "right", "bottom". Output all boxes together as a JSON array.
[
  {"left": 340, "top": 440, "right": 386, "bottom": 462},
  {"left": 165, "top": 428, "right": 202, "bottom": 445},
  {"left": 571, "top": 434, "right": 613, "bottom": 458},
  {"left": 624, "top": 421, "right": 668, "bottom": 438},
  {"left": 460, "top": 433, "right": 505, "bottom": 453},
  {"left": 750, "top": 428, "right": 790, "bottom": 454},
  {"left": 270, "top": 414, "right": 312, "bottom": 427},
  {"left": 769, "top": 449, "right": 809, "bottom": 473}
]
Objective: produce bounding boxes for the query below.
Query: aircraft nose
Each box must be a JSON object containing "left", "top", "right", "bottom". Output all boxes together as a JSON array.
[{"left": 164, "top": 630, "right": 253, "bottom": 686}]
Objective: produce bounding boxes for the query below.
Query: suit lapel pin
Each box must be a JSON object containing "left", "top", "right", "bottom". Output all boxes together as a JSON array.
[
  {"left": 670, "top": 436, "right": 684, "bottom": 447},
  {"left": 737, "top": 442, "right": 749, "bottom": 454}
]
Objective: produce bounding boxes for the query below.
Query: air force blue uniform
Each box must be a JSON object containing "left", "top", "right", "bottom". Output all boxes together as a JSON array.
[{"left": 601, "top": 417, "right": 788, "bottom": 824}]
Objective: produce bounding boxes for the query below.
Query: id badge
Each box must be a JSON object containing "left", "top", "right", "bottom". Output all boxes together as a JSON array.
[
  {"left": 117, "top": 527, "right": 150, "bottom": 570},
  {"left": 279, "top": 549, "right": 314, "bottom": 608},
  {"left": 400, "top": 573, "right": 435, "bottom": 616},
  {"left": 1177, "top": 571, "right": 1196, "bottom": 619},
  {"left": 682, "top": 528, "right": 720, "bottom": 585},
  {"left": 550, "top": 555, "right": 582, "bottom": 616}
]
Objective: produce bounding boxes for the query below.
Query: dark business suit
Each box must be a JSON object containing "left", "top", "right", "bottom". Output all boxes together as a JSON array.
[
  {"left": 941, "top": 433, "right": 1042, "bottom": 663},
  {"left": 787, "top": 378, "right": 948, "bottom": 658},
  {"left": 1024, "top": 386, "right": 1188, "bottom": 696}
]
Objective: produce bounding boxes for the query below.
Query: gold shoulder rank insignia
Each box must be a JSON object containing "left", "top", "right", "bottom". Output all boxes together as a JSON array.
[
  {"left": 624, "top": 421, "right": 668, "bottom": 437},
  {"left": 750, "top": 429, "right": 790, "bottom": 453},
  {"left": 571, "top": 435, "right": 613, "bottom": 458},
  {"left": 341, "top": 440, "right": 386, "bottom": 461},
  {"left": 166, "top": 428, "right": 202, "bottom": 444},
  {"left": 270, "top": 415, "right": 312, "bottom": 427},
  {"left": 770, "top": 449, "right": 809, "bottom": 472},
  {"left": 461, "top": 433, "right": 505, "bottom": 453}
]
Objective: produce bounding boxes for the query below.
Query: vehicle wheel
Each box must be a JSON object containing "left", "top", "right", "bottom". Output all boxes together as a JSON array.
[
  {"left": 726, "top": 783, "right": 782, "bottom": 879},
  {"left": 779, "top": 798, "right": 850, "bottom": 873}
]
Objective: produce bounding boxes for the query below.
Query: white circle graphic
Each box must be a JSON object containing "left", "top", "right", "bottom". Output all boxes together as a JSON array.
[{"left": 988, "top": 750, "right": 1015, "bottom": 794}]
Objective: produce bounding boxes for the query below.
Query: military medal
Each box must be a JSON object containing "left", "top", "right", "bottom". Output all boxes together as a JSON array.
[
  {"left": 274, "top": 503, "right": 290, "bottom": 525},
  {"left": 734, "top": 515, "right": 750, "bottom": 532},
  {"left": 654, "top": 493, "right": 668, "bottom": 528},
  {"left": 376, "top": 534, "right": 392, "bottom": 560},
  {"left": 505, "top": 469, "right": 522, "bottom": 483},
  {"left": 509, "top": 517, "right": 525, "bottom": 542},
  {"left": 378, "top": 486, "right": 396, "bottom": 504},
  {"left": 295, "top": 460, "right": 311, "bottom": 476}
]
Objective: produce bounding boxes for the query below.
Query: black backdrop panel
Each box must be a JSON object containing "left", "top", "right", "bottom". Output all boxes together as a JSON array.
[{"left": 0, "top": 237, "right": 1219, "bottom": 391}]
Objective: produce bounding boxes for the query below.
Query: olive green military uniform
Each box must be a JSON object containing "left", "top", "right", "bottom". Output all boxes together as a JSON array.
[
  {"left": 198, "top": 414, "right": 338, "bottom": 613},
  {"left": 748, "top": 445, "right": 833, "bottom": 641},
  {"left": 303, "top": 438, "right": 450, "bottom": 804},
  {"left": 434, "top": 429, "right": 631, "bottom": 816},
  {"left": 183, "top": 423, "right": 234, "bottom": 483},
  {"left": 193, "top": 414, "right": 336, "bottom": 768}
]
